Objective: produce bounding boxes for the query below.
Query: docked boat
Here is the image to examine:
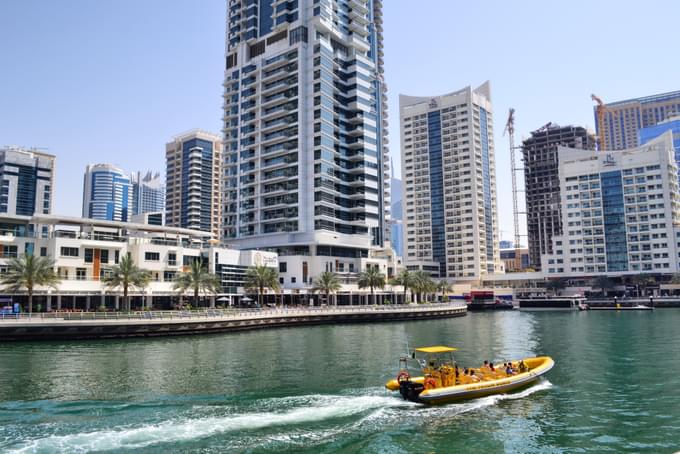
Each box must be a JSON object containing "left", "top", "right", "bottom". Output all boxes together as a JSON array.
[
  {"left": 518, "top": 296, "right": 585, "bottom": 311},
  {"left": 385, "top": 346, "right": 554, "bottom": 405}
]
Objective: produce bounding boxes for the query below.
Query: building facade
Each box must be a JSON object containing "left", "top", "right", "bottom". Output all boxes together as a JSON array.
[
  {"left": 0, "top": 147, "right": 54, "bottom": 217},
  {"left": 522, "top": 125, "right": 596, "bottom": 270},
  {"left": 400, "top": 83, "right": 503, "bottom": 280},
  {"left": 131, "top": 171, "right": 165, "bottom": 216},
  {"left": 165, "top": 130, "right": 222, "bottom": 238},
  {"left": 500, "top": 247, "right": 530, "bottom": 272},
  {"left": 0, "top": 214, "right": 276, "bottom": 310},
  {"left": 221, "top": 0, "right": 391, "bottom": 289},
  {"left": 82, "top": 164, "right": 131, "bottom": 222},
  {"left": 595, "top": 90, "right": 680, "bottom": 151},
  {"left": 542, "top": 132, "right": 680, "bottom": 276}
]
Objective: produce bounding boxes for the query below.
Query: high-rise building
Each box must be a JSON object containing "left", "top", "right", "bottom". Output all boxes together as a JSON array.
[
  {"left": 542, "top": 132, "right": 680, "bottom": 276},
  {"left": 0, "top": 146, "right": 55, "bottom": 216},
  {"left": 82, "top": 164, "right": 131, "bottom": 222},
  {"left": 595, "top": 90, "right": 680, "bottom": 151},
  {"left": 400, "top": 83, "right": 503, "bottom": 280},
  {"left": 522, "top": 124, "right": 596, "bottom": 270},
  {"left": 131, "top": 171, "right": 165, "bottom": 216},
  {"left": 640, "top": 115, "right": 680, "bottom": 180},
  {"left": 390, "top": 175, "right": 403, "bottom": 257},
  {"left": 165, "top": 130, "right": 222, "bottom": 237},
  {"left": 222, "top": 0, "right": 390, "bottom": 286}
]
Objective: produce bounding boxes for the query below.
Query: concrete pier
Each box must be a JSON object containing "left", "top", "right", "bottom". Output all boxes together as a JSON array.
[{"left": 0, "top": 304, "right": 467, "bottom": 341}]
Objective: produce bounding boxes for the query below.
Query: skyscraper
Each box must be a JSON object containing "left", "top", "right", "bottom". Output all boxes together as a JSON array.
[
  {"left": 165, "top": 130, "right": 222, "bottom": 237},
  {"left": 595, "top": 90, "right": 680, "bottom": 151},
  {"left": 82, "top": 163, "right": 131, "bottom": 222},
  {"left": 131, "top": 171, "right": 165, "bottom": 216},
  {"left": 0, "top": 146, "right": 55, "bottom": 216},
  {"left": 522, "top": 125, "right": 596, "bottom": 269},
  {"left": 222, "top": 0, "right": 390, "bottom": 285},
  {"left": 400, "top": 83, "right": 503, "bottom": 280}
]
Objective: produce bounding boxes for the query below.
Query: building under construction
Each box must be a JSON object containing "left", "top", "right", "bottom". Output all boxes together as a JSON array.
[{"left": 522, "top": 124, "right": 596, "bottom": 270}]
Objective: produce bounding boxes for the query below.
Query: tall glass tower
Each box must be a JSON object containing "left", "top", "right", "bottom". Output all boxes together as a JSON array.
[
  {"left": 82, "top": 164, "right": 131, "bottom": 222},
  {"left": 222, "top": 0, "right": 389, "bottom": 287}
]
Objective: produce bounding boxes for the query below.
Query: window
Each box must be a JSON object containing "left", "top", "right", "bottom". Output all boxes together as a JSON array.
[
  {"left": 291, "top": 277, "right": 296, "bottom": 283},
  {"left": 279, "top": 262, "right": 287, "bottom": 273},
  {"left": 76, "top": 268, "right": 86, "bottom": 280},
  {"left": 145, "top": 252, "right": 160, "bottom": 261},
  {"left": 168, "top": 252, "right": 177, "bottom": 266},
  {"left": 100, "top": 249, "right": 109, "bottom": 264},
  {"left": 40, "top": 247, "right": 47, "bottom": 257},
  {"left": 60, "top": 247, "right": 79, "bottom": 257},
  {"left": 84, "top": 248, "right": 93, "bottom": 263},
  {"left": 163, "top": 271, "right": 176, "bottom": 282},
  {"left": 1, "top": 245, "right": 17, "bottom": 258},
  {"left": 115, "top": 250, "right": 120, "bottom": 264}
]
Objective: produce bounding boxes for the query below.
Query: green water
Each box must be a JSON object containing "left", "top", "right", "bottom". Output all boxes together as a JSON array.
[{"left": 1, "top": 310, "right": 679, "bottom": 453}]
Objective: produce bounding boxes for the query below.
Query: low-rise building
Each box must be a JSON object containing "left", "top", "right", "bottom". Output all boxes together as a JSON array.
[{"left": 0, "top": 214, "right": 276, "bottom": 311}]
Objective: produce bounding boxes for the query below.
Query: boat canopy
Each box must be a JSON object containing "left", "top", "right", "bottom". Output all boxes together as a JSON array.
[{"left": 415, "top": 346, "right": 457, "bottom": 353}]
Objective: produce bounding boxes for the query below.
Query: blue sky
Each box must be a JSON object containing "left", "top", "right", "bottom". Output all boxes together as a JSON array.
[{"left": 1, "top": 0, "right": 679, "bottom": 242}]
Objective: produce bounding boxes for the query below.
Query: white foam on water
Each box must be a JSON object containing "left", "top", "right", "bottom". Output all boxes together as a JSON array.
[
  {"left": 7, "top": 394, "right": 408, "bottom": 453},
  {"left": 8, "top": 382, "right": 553, "bottom": 453}
]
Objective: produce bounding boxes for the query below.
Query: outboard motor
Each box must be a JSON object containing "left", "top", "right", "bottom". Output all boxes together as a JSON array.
[{"left": 399, "top": 379, "right": 425, "bottom": 403}]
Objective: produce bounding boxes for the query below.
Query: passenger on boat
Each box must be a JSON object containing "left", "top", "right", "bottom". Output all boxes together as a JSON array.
[
  {"left": 518, "top": 360, "right": 528, "bottom": 373},
  {"left": 505, "top": 364, "right": 515, "bottom": 375},
  {"left": 489, "top": 362, "right": 495, "bottom": 372}
]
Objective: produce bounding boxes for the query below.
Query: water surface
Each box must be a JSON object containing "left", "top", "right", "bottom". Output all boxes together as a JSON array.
[{"left": 1, "top": 310, "right": 678, "bottom": 453}]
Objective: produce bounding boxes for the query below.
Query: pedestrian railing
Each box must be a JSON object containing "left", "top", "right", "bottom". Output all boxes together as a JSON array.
[{"left": 0, "top": 302, "right": 466, "bottom": 323}]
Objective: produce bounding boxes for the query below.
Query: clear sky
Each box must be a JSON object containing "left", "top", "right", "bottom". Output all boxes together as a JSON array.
[{"left": 1, "top": 0, "right": 679, "bottom": 243}]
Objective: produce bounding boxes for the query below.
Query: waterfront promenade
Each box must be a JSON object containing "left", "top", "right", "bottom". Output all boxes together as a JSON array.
[{"left": 0, "top": 303, "right": 467, "bottom": 341}]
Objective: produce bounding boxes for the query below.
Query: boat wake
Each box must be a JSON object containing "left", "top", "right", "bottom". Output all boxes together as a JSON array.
[{"left": 6, "top": 382, "right": 551, "bottom": 453}]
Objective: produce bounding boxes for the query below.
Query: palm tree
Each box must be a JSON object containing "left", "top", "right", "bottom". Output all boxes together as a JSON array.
[
  {"left": 436, "top": 280, "right": 453, "bottom": 303},
  {"left": 629, "top": 274, "right": 656, "bottom": 297},
  {"left": 545, "top": 278, "right": 567, "bottom": 296},
  {"left": 592, "top": 276, "right": 614, "bottom": 297},
  {"left": 357, "top": 266, "right": 385, "bottom": 305},
  {"left": 411, "top": 271, "right": 433, "bottom": 303},
  {"left": 0, "top": 254, "right": 59, "bottom": 314},
  {"left": 389, "top": 269, "right": 414, "bottom": 304},
  {"left": 245, "top": 265, "right": 280, "bottom": 307},
  {"left": 311, "top": 271, "right": 341, "bottom": 306},
  {"left": 173, "top": 259, "right": 222, "bottom": 308},
  {"left": 103, "top": 254, "right": 151, "bottom": 311}
]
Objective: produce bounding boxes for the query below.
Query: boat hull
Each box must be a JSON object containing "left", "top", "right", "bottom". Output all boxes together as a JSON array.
[{"left": 386, "top": 356, "right": 554, "bottom": 405}]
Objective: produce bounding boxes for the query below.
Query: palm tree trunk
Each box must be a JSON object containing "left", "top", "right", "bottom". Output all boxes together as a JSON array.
[
  {"left": 403, "top": 287, "right": 407, "bottom": 305},
  {"left": 259, "top": 285, "right": 263, "bottom": 307},
  {"left": 371, "top": 287, "right": 375, "bottom": 306},
  {"left": 28, "top": 289, "right": 33, "bottom": 314},
  {"left": 124, "top": 285, "right": 129, "bottom": 312},
  {"left": 194, "top": 287, "right": 199, "bottom": 308}
]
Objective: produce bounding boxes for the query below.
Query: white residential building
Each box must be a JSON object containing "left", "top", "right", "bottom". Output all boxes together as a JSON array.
[
  {"left": 542, "top": 131, "right": 680, "bottom": 276},
  {"left": 400, "top": 83, "right": 503, "bottom": 280},
  {"left": 221, "top": 0, "right": 393, "bottom": 290},
  {"left": 0, "top": 214, "right": 276, "bottom": 310}
]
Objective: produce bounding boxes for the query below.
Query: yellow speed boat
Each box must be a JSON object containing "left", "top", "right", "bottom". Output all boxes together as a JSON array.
[{"left": 385, "top": 346, "right": 554, "bottom": 405}]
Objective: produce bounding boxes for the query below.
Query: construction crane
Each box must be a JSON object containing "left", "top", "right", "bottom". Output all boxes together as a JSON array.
[
  {"left": 503, "top": 107, "right": 522, "bottom": 271},
  {"left": 591, "top": 94, "right": 606, "bottom": 151}
]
